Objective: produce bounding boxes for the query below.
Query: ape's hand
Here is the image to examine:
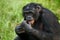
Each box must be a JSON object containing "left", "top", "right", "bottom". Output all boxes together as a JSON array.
[
  {"left": 21, "top": 20, "right": 33, "bottom": 32},
  {"left": 15, "top": 24, "right": 25, "bottom": 34}
]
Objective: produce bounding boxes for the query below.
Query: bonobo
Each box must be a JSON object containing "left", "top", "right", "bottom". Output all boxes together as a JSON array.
[{"left": 15, "top": 3, "right": 60, "bottom": 40}]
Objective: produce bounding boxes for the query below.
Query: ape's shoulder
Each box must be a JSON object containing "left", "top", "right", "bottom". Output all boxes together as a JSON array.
[
  {"left": 42, "top": 8, "right": 58, "bottom": 19},
  {"left": 43, "top": 8, "right": 53, "bottom": 14}
]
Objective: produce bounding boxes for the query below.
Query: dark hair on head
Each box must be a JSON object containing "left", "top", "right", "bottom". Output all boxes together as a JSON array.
[{"left": 22, "top": 2, "right": 43, "bottom": 10}]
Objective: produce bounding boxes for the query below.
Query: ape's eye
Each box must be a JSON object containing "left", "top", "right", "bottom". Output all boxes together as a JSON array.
[
  {"left": 24, "top": 12, "right": 33, "bottom": 16},
  {"left": 24, "top": 12, "right": 29, "bottom": 15},
  {"left": 29, "top": 12, "right": 33, "bottom": 14}
]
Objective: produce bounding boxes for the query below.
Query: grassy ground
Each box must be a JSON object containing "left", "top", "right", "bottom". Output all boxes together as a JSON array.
[{"left": 0, "top": 0, "right": 60, "bottom": 40}]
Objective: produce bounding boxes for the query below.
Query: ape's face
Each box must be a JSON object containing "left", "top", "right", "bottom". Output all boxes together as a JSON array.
[
  {"left": 24, "top": 11, "right": 35, "bottom": 24},
  {"left": 23, "top": 3, "right": 42, "bottom": 24}
]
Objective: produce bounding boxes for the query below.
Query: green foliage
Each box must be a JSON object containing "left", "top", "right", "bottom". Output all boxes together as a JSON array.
[{"left": 0, "top": 0, "right": 60, "bottom": 40}]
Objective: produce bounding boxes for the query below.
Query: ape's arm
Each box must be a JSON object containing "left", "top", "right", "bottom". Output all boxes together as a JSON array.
[
  {"left": 19, "top": 21, "right": 53, "bottom": 40},
  {"left": 24, "top": 24, "right": 53, "bottom": 40}
]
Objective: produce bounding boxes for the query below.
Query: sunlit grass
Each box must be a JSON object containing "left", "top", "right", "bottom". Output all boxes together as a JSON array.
[{"left": 0, "top": 0, "right": 60, "bottom": 40}]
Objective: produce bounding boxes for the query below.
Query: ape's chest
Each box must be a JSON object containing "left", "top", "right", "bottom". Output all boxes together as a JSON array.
[
  {"left": 33, "top": 22, "right": 44, "bottom": 31},
  {"left": 29, "top": 36, "right": 39, "bottom": 40}
]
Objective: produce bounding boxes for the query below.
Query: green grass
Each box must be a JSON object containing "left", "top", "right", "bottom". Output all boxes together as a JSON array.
[{"left": 0, "top": 0, "right": 60, "bottom": 40}]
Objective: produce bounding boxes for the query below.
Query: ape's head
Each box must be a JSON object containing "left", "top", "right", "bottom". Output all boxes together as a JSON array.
[{"left": 22, "top": 3, "right": 43, "bottom": 24}]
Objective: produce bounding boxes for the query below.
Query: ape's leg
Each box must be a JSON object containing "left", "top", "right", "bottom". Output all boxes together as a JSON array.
[{"left": 14, "top": 36, "right": 22, "bottom": 40}]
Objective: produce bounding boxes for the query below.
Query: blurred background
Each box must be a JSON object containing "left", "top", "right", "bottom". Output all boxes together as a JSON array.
[{"left": 0, "top": 0, "right": 60, "bottom": 40}]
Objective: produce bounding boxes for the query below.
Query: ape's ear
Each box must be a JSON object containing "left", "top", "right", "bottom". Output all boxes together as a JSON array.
[
  {"left": 35, "top": 4, "right": 43, "bottom": 17},
  {"left": 35, "top": 4, "right": 42, "bottom": 12},
  {"left": 38, "top": 4, "right": 43, "bottom": 14},
  {"left": 35, "top": 4, "right": 43, "bottom": 15}
]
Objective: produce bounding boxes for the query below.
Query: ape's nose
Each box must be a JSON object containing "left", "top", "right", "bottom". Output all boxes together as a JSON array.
[{"left": 26, "top": 16, "right": 33, "bottom": 21}]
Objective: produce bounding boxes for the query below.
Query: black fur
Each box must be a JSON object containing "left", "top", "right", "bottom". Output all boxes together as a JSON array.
[{"left": 15, "top": 3, "right": 60, "bottom": 40}]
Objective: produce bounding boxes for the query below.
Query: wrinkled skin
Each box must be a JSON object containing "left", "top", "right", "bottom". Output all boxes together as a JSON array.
[{"left": 15, "top": 3, "right": 60, "bottom": 40}]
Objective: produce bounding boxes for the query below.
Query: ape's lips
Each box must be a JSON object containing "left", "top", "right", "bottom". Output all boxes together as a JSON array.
[{"left": 27, "top": 19, "right": 35, "bottom": 24}]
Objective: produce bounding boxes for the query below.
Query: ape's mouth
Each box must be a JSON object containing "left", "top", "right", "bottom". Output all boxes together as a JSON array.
[{"left": 27, "top": 19, "right": 35, "bottom": 25}]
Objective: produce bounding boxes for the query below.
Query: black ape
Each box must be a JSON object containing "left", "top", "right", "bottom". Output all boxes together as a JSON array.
[{"left": 15, "top": 3, "right": 60, "bottom": 40}]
